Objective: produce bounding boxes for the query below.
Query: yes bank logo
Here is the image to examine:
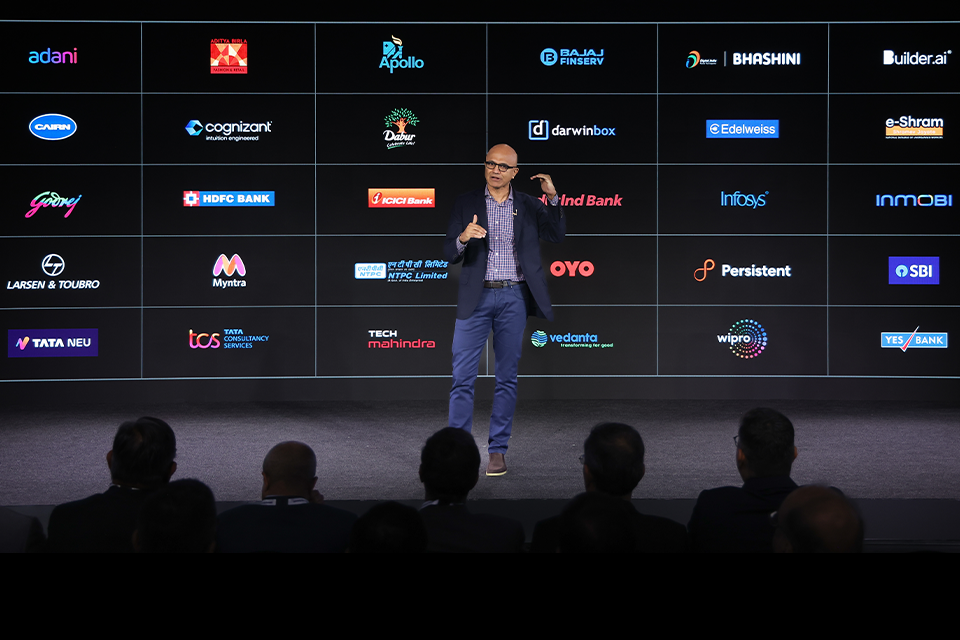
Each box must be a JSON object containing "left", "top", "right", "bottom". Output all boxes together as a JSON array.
[
  {"left": 29, "top": 114, "right": 77, "bottom": 141},
  {"left": 540, "top": 48, "right": 605, "bottom": 66},
  {"left": 881, "top": 327, "right": 948, "bottom": 351},
  {"left": 889, "top": 257, "right": 939, "bottom": 284},
  {"left": 529, "top": 120, "right": 616, "bottom": 140}
]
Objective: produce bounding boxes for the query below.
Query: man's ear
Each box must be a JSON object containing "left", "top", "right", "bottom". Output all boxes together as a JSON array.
[
  {"left": 106, "top": 450, "right": 113, "bottom": 473},
  {"left": 167, "top": 461, "right": 177, "bottom": 481},
  {"left": 792, "top": 446, "right": 798, "bottom": 460},
  {"left": 583, "top": 464, "right": 596, "bottom": 492},
  {"left": 736, "top": 448, "right": 748, "bottom": 466}
]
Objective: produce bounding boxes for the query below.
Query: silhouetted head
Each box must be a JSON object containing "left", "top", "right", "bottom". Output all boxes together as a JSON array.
[
  {"left": 107, "top": 417, "right": 177, "bottom": 489},
  {"left": 350, "top": 501, "right": 428, "bottom": 553},
  {"left": 773, "top": 485, "right": 864, "bottom": 553},
  {"left": 261, "top": 441, "right": 318, "bottom": 499},
  {"left": 419, "top": 428, "right": 480, "bottom": 503},
  {"left": 582, "top": 422, "right": 646, "bottom": 499},
  {"left": 558, "top": 492, "right": 638, "bottom": 553},
  {"left": 134, "top": 479, "right": 217, "bottom": 553},
  {"left": 736, "top": 408, "right": 797, "bottom": 480}
]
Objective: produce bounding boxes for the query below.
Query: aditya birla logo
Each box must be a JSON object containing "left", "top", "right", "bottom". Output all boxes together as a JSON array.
[
  {"left": 210, "top": 39, "right": 247, "bottom": 74},
  {"left": 368, "top": 188, "right": 435, "bottom": 208},
  {"left": 383, "top": 108, "right": 418, "bottom": 149}
]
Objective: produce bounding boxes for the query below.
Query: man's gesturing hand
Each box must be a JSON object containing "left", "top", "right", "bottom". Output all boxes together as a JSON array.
[
  {"left": 530, "top": 173, "right": 557, "bottom": 199},
  {"left": 459, "top": 214, "right": 487, "bottom": 244}
]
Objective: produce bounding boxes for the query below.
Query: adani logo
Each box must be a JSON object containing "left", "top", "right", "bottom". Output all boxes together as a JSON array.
[
  {"left": 368, "top": 188, "right": 435, "bottom": 208},
  {"left": 881, "top": 327, "right": 948, "bottom": 351},
  {"left": 8, "top": 329, "right": 98, "bottom": 358},
  {"left": 212, "top": 254, "right": 246, "bottom": 288},
  {"left": 718, "top": 319, "right": 767, "bottom": 358},
  {"left": 889, "top": 257, "right": 939, "bottom": 284},
  {"left": 29, "top": 114, "right": 77, "bottom": 141}
]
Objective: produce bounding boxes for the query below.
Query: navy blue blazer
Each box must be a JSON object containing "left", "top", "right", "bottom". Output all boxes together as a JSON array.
[{"left": 443, "top": 186, "right": 565, "bottom": 321}]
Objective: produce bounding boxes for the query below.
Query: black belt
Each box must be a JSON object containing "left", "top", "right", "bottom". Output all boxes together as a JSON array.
[{"left": 484, "top": 280, "right": 524, "bottom": 288}]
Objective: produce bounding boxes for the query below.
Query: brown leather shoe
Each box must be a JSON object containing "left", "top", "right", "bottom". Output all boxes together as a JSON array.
[{"left": 486, "top": 452, "right": 507, "bottom": 476}]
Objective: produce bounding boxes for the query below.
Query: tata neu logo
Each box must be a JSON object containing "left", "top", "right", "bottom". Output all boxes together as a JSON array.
[
  {"left": 550, "top": 260, "right": 594, "bottom": 277},
  {"left": 368, "top": 188, "right": 435, "bottom": 208}
]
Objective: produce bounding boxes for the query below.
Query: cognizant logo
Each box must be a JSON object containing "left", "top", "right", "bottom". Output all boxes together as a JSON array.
[
  {"left": 720, "top": 191, "right": 768, "bottom": 208},
  {"left": 876, "top": 194, "right": 952, "bottom": 207},
  {"left": 185, "top": 119, "right": 272, "bottom": 140},
  {"left": 529, "top": 120, "right": 616, "bottom": 140}
]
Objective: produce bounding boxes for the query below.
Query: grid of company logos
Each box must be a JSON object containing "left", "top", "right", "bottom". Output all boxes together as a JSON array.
[{"left": 1, "top": 21, "right": 957, "bottom": 386}]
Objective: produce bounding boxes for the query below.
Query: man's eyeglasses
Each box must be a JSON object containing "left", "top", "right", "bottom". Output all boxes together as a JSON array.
[{"left": 484, "top": 161, "right": 518, "bottom": 172}]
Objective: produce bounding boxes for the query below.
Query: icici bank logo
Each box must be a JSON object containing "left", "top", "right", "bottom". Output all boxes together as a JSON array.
[
  {"left": 189, "top": 329, "right": 220, "bottom": 349},
  {"left": 550, "top": 260, "right": 594, "bottom": 277}
]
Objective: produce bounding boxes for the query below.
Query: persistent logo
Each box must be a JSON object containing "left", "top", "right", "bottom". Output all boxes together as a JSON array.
[
  {"left": 732, "top": 52, "right": 801, "bottom": 65},
  {"left": 384, "top": 108, "right": 418, "bottom": 149},
  {"left": 686, "top": 51, "right": 717, "bottom": 67},
  {"left": 550, "top": 260, "right": 594, "bottom": 277},
  {"left": 882, "top": 327, "right": 948, "bottom": 350},
  {"left": 8, "top": 329, "right": 98, "bottom": 358},
  {"left": 212, "top": 254, "right": 246, "bottom": 288},
  {"left": 718, "top": 319, "right": 767, "bottom": 358},
  {"left": 695, "top": 259, "right": 791, "bottom": 281},
  {"left": 707, "top": 120, "right": 778, "bottom": 138},
  {"left": 25, "top": 192, "right": 82, "bottom": 218},
  {"left": 183, "top": 191, "right": 274, "bottom": 207},
  {"left": 28, "top": 48, "right": 77, "bottom": 64},
  {"left": 7, "top": 254, "right": 100, "bottom": 290},
  {"left": 886, "top": 116, "right": 943, "bottom": 139},
  {"left": 721, "top": 191, "right": 767, "bottom": 208},
  {"left": 367, "top": 330, "right": 436, "bottom": 349},
  {"left": 185, "top": 120, "right": 272, "bottom": 141},
  {"left": 538, "top": 192, "right": 622, "bottom": 207},
  {"left": 528, "top": 120, "right": 616, "bottom": 140},
  {"left": 211, "top": 39, "right": 247, "bottom": 74},
  {"left": 189, "top": 327, "right": 269, "bottom": 349},
  {"left": 356, "top": 260, "right": 449, "bottom": 282},
  {"left": 884, "top": 50, "right": 951, "bottom": 66},
  {"left": 530, "top": 330, "right": 613, "bottom": 349},
  {"left": 539, "top": 48, "right": 604, "bottom": 66},
  {"left": 380, "top": 36, "right": 423, "bottom": 73},
  {"left": 876, "top": 193, "right": 952, "bottom": 207},
  {"left": 29, "top": 114, "right": 77, "bottom": 141},
  {"left": 368, "top": 189, "right": 435, "bottom": 208},
  {"left": 889, "top": 257, "right": 939, "bottom": 284}
]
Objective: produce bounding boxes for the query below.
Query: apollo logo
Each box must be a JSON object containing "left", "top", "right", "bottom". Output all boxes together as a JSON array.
[
  {"left": 550, "top": 260, "right": 594, "bottom": 277},
  {"left": 380, "top": 36, "right": 424, "bottom": 74},
  {"left": 718, "top": 319, "right": 767, "bottom": 358},
  {"left": 29, "top": 114, "right": 77, "bottom": 140}
]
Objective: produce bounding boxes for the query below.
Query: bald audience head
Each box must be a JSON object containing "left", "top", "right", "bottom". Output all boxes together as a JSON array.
[
  {"left": 261, "top": 441, "right": 318, "bottom": 500},
  {"left": 773, "top": 485, "right": 864, "bottom": 553}
]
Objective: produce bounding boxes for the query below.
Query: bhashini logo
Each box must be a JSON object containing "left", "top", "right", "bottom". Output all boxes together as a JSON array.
[
  {"left": 886, "top": 116, "right": 943, "bottom": 139},
  {"left": 686, "top": 51, "right": 717, "bottom": 67},
  {"left": 28, "top": 48, "right": 77, "bottom": 64},
  {"left": 8, "top": 329, "right": 98, "bottom": 358},
  {"left": 212, "top": 254, "right": 246, "bottom": 288},
  {"left": 189, "top": 327, "right": 269, "bottom": 349},
  {"left": 528, "top": 120, "right": 616, "bottom": 140},
  {"left": 540, "top": 48, "right": 605, "bottom": 66},
  {"left": 185, "top": 119, "right": 271, "bottom": 141},
  {"left": 718, "top": 319, "right": 767, "bottom": 358},
  {"left": 530, "top": 329, "right": 613, "bottom": 349},
  {"left": 732, "top": 52, "right": 801, "bottom": 65},
  {"left": 367, "top": 329, "right": 436, "bottom": 349},
  {"left": 183, "top": 191, "right": 274, "bottom": 207},
  {"left": 876, "top": 193, "right": 952, "bottom": 207},
  {"left": 7, "top": 254, "right": 100, "bottom": 291},
  {"left": 368, "top": 188, "right": 435, "bottom": 208},
  {"left": 25, "top": 191, "right": 82, "bottom": 218},
  {"left": 883, "top": 50, "right": 950, "bottom": 65},
  {"left": 29, "top": 114, "right": 77, "bottom": 141},
  {"left": 694, "top": 260, "right": 792, "bottom": 281},
  {"left": 380, "top": 36, "right": 424, "bottom": 73},
  {"left": 355, "top": 259, "right": 448, "bottom": 282},
  {"left": 210, "top": 39, "right": 247, "bottom": 74},
  {"left": 550, "top": 260, "right": 594, "bottom": 277},
  {"left": 538, "top": 192, "right": 622, "bottom": 207},
  {"left": 881, "top": 327, "right": 948, "bottom": 351},
  {"left": 383, "top": 108, "right": 418, "bottom": 149}
]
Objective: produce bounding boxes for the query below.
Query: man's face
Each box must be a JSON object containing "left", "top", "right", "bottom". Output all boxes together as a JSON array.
[{"left": 485, "top": 146, "right": 519, "bottom": 191}]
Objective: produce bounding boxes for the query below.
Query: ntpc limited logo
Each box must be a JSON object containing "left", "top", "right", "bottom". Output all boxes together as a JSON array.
[
  {"left": 540, "top": 48, "right": 605, "bottom": 66},
  {"left": 718, "top": 319, "right": 767, "bottom": 358},
  {"left": 707, "top": 120, "right": 778, "bottom": 138},
  {"left": 529, "top": 120, "right": 616, "bottom": 140},
  {"left": 29, "top": 114, "right": 77, "bottom": 141},
  {"left": 889, "top": 257, "right": 939, "bottom": 284},
  {"left": 881, "top": 327, "right": 948, "bottom": 351},
  {"left": 380, "top": 36, "right": 424, "bottom": 73}
]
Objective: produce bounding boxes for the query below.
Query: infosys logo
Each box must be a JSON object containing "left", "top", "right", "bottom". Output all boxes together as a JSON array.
[
  {"left": 29, "top": 114, "right": 77, "bottom": 141},
  {"left": 721, "top": 191, "right": 767, "bottom": 208},
  {"left": 368, "top": 188, "right": 435, "bottom": 208},
  {"left": 881, "top": 327, "right": 948, "bottom": 351},
  {"left": 183, "top": 191, "right": 274, "bottom": 206},
  {"left": 528, "top": 120, "right": 616, "bottom": 140},
  {"left": 707, "top": 120, "right": 778, "bottom": 138},
  {"left": 884, "top": 50, "right": 950, "bottom": 66},
  {"left": 8, "top": 329, "right": 98, "bottom": 358},
  {"left": 718, "top": 319, "right": 767, "bottom": 358}
]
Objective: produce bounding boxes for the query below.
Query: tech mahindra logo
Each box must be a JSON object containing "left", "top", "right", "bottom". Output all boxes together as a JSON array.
[
  {"left": 25, "top": 192, "right": 82, "bottom": 218},
  {"left": 550, "top": 260, "right": 594, "bottom": 277},
  {"left": 367, "top": 329, "right": 436, "bottom": 349},
  {"left": 529, "top": 120, "right": 616, "bottom": 140},
  {"left": 29, "top": 114, "right": 77, "bottom": 141},
  {"left": 368, "top": 189, "right": 435, "bottom": 208},
  {"left": 184, "top": 119, "right": 272, "bottom": 141},
  {"left": 380, "top": 36, "right": 424, "bottom": 73},
  {"left": 686, "top": 51, "right": 718, "bottom": 67},
  {"left": 538, "top": 193, "right": 622, "bottom": 207},
  {"left": 211, "top": 39, "right": 247, "bottom": 74},
  {"left": 889, "top": 257, "right": 939, "bottom": 284},
  {"left": 876, "top": 194, "right": 952, "bottom": 207},
  {"left": 189, "top": 327, "right": 269, "bottom": 349},
  {"left": 881, "top": 327, "right": 948, "bottom": 350},
  {"left": 707, "top": 120, "right": 778, "bottom": 138},
  {"left": 8, "top": 329, "right": 98, "bottom": 358},
  {"left": 384, "top": 108, "right": 418, "bottom": 149},
  {"left": 721, "top": 191, "right": 767, "bottom": 208},
  {"left": 183, "top": 191, "right": 274, "bottom": 206},
  {"left": 694, "top": 260, "right": 792, "bottom": 281},
  {"left": 540, "top": 48, "right": 605, "bottom": 66},
  {"left": 212, "top": 254, "right": 246, "bottom": 288},
  {"left": 885, "top": 116, "right": 943, "bottom": 139},
  {"left": 884, "top": 50, "right": 950, "bottom": 65},
  {"left": 718, "top": 319, "right": 767, "bottom": 358},
  {"left": 732, "top": 52, "right": 801, "bottom": 65}
]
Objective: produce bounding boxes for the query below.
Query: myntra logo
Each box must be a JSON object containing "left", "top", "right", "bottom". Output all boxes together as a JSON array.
[
  {"left": 213, "top": 254, "right": 246, "bottom": 288},
  {"left": 25, "top": 192, "right": 82, "bottom": 218},
  {"left": 881, "top": 327, "right": 948, "bottom": 350},
  {"left": 368, "top": 188, "right": 435, "bottom": 208}
]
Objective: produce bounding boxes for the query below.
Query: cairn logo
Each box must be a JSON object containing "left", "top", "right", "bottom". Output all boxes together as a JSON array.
[
  {"left": 210, "top": 39, "right": 247, "bottom": 74},
  {"left": 539, "top": 192, "right": 622, "bottom": 207},
  {"left": 707, "top": 120, "right": 778, "bottom": 138},
  {"left": 881, "top": 327, "right": 948, "bottom": 351},
  {"left": 383, "top": 108, "right": 418, "bottom": 149},
  {"left": 25, "top": 192, "right": 82, "bottom": 218},
  {"left": 718, "top": 319, "right": 767, "bottom": 359},
  {"left": 212, "top": 254, "right": 246, "bottom": 289},
  {"left": 686, "top": 51, "right": 718, "bottom": 67},
  {"left": 529, "top": 119, "right": 616, "bottom": 140},
  {"left": 367, "top": 329, "right": 436, "bottom": 349},
  {"left": 889, "top": 257, "right": 939, "bottom": 284},
  {"left": 380, "top": 36, "right": 424, "bottom": 74},
  {"left": 876, "top": 194, "right": 952, "bottom": 207},
  {"left": 550, "top": 261, "right": 594, "bottom": 277},
  {"left": 884, "top": 50, "right": 951, "bottom": 66},
  {"left": 29, "top": 114, "right": 77, "bottom": 141},
  {"left": 183, "top": 191, "right": 274, "bottom": 207},
  {"left": 368, "top": 188, "right": 435, "bottom": 208},
  {"left": 531, "top": 330, "right": 548, "bottom": 347},
  {"left": 721, "top": 191, "right": 768, "bottom": 208},
  {"left": 8, "top": 329, "right": 98, "bottom": 358},
  {"left": 190, "top": 327, "right": 269, "bottom": 350},
  {"left": 540, "top": 48, "right": 604, "bottom": 66},
  {"left": 885, "top": 116, "right": 943, "bottom": 139},
  {"left": 28, "top": 48, "right": 78, "bottom": 64}
]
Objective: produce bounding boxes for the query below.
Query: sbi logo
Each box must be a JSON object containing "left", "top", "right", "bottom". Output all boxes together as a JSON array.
[
  {"left": 29, "top": 114, "right": 77, "bottom": 141},
  {"left": 531, "top": 330, "right": 548, "bottom": 347},
  {"left": 541, "top": 48, "right": 558, "bottom": 66}
]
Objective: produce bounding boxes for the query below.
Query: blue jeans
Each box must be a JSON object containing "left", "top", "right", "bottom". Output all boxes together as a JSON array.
[{"left": 449, "top": 282, "right": 530, "bottom": 454}]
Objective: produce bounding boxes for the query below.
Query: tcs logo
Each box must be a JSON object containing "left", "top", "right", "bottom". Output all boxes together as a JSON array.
[
  {"left": 189, "top": 329, "right": 220, "bottom": 349},
  {"left": 550, "top": 260, "right": 594, "bottom": 277}
]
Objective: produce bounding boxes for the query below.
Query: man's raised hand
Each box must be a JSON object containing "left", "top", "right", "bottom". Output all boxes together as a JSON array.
[
  {"left": 459, "top": 214, "right": 487, "bottom": 243},
  {"left": 530, "top": 173, "right": 557, "bottom": 199}
]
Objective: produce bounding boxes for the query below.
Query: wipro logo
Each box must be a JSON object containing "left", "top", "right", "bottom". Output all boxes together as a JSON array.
[{"left": 718, "top": 319, "right": 767, "bottom": 358}]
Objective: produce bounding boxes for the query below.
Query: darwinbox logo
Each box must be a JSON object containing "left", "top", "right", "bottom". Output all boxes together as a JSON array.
[
  {"left": 355, "top": 259, "right": 448, "bottom": 282},
  {"left": 530, "top": 329, "right": 613, "bottom": 349},
  {"left": 694, "top": 260, "right": 792, "bottom": 282},
  {"left": 7, "top": 254, "right": 100, "bottom": 291},
  {"left": 884, "top": 50, "right": 951, "bottom": 66},
  {"left": 183, "top": 191, "right": 274, "bottom": 207},
  {"left": 707, "top": 120, "right": 778, "bottom": 138},
  {"left": 383, "top": 108, "right": 418, "bottom": 149},
  {"left": 210, "top": 39, "right": 247, "bottom": 74},
  {"left": 380, "top": 36, "right": 424, "bottom": 73},
  {"left": 718, "top": 319, "right": 767, "bottom": 358},
  {"left": 538, "top": 192, "right": 622, "bottom": 207},
  {"left": 881, "top": 327, "right": 948, "bottom": 351},
  {"left": 540, "top": 48, "right": 605, "bottom": 66},
  {"left": 212, "top": 254, "right": 246, "bottom": 289},
  {"left": 368, "top": 188, "right": 435, "bottom": 208},
  {"left": 189, "top": 327, "right": 269, "bottom": 350},
  {"left": 29, "top": 114, "right": 77, "bottom": 141},
  {"left": 885, "top": 116, "right": 943, "bottom": 139},
  {"left": 889, "top": 257, "right": 939, "bottom": 284},
  {"left": 686, "top": 51, "right": 718, "bottom": 67},
  {"left": 185, "top": 119, "right": 271, "bottom": 142},
  {"left": 876, "top": 193, "right": 952, "bottom": 207},
  {"left": 528, "top": 120, "right": 616, "bottom": 141},
  {"left": 25, "top": 191, "right": 82, "bottom": 218},
  {"left": 8, "top": 329, "right": 98, "bottom": 358},
  {"left": 367, "top": 329, "right": 436, "bottom": 349}
]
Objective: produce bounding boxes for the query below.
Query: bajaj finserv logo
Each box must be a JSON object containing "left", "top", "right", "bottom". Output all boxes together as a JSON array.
[
  {"left": 881, "top": 327, "right": 948, "bottom": 351},
  {"left": 707, "top": 120, "right": 778, "bottom": 138}
]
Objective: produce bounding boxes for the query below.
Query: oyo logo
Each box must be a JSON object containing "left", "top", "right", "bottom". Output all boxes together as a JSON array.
[
  {"left": 210, "top": 39, "right": 247, "bottom": 74},
  {"left": 368, "top": 188, "right": 435, "bottom": 208},
  {"left": 41, "top": 254, "right": 65, "bottom": 277},
  {"left": 720, "top": 191, "right": 767, "bottom": 208},
  {"left": 876, "top": 194, "right": 952, "bottom": 207},
  {"left": 25, "top": 192, "right": 82, "bottom": 218},
  {"left": 529, "top": 119, "right": 616, "bottom": 140},
  {"left": 380, "top": 35, "right": 424, "bottom": 73},
  {"left": 881, "top": 327, "right": 948, "bottom": 351},
  {"left": 384, "top": 108, "right": 418, "bottom": 149},
  {"left": 694, "top": 259, "right": 715, "bottom": 281},
  {"left": 184, "top": 191, "right": 274, "bottom": 207},
  {"left": 28, "top": 48, "right": 78, "bottom": 64},
  {"left": 883, "top": 50, "right": 951, "bottom": 65},
  {"left": 29, "top": 114, "right": 77, "bottom": 141},
  {"left": 189, "top": 329, "right": 221, "bottom": 349},
  {"left": 213, "top": 254, "right": 245, "bottom": 277},
  {"left": 889, "top": 257, "right": 939, "bottom": 284},
  {"left": 718, "top": 319, "right": 767, "bottom": 359},
  {"left": 531, "top": 330, "right": 548, "bottom": 347},
  {"left": 550, "top": 260, "right": 594, "bottom": 277}
]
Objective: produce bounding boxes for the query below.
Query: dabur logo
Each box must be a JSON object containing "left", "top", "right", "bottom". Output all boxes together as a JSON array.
[
  {"left": 368, "top": 188, "right": 435, "bottom": 208},
  {"left": 210, "top": 39, "right": 247, "bottom": 74},
  {"left": 884, "top": 50, "right": 951, "bottom": 66},
  {"left": 383, "top": 108, "right": 418, "bottom": 149},
  {"left": 528, "top": 120, "right": 616, "bottom": 140},
  {"left": 721, "top": 191, "right": 767, "bottom": 208},
  {"left": 25, "top": 192, "right": 82, "bottom": 218},
  {"left": 539, "top": 48, "right": 605, "bottom": 66},
  {"left": 718, "top": 319, "right": 767, "bottom": 359},
  {"left": 380, "top": 36, "right": 424, "bottom": 73},
  {"left": 8, "top": 329, "right": 98, "bottom": 358},
  {"left": 686, "top": 51, "right": 718, "bottom": 67},
  {"left": 881, "top": 327, "right": 948, "bottom": 351},
  {"left": 367, "top": 329, "right": 436, "bottom": 349},
  {"left": 29, "top": 114, "right": 77, "bottom": 141},
  {"left": 885, "top": 116, "right": 943, "bottom": 139},
  {"left": 889, "top": 257, "right": 939, "bottom": 284},
  {"left": 550, "top": 260, "right": 594, "bottom": 277},
  {"left": 189, "top": 327, "right": 269, "bottom": 349},
  {"left": 212, "top": 254, "right": 246, "bottom": 289},
  {"left": 28, "top": 48, "right": 77, "bottom": 64},
  {"left": 183, "top": 191, "right": 274, "bottom": 207}
]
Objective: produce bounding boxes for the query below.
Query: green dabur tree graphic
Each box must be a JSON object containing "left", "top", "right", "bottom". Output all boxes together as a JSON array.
[{"left": 383, "top": 107, "right": 419, "bottom": 149}]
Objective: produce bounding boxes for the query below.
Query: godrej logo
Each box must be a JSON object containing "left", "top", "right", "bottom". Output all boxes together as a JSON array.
[
  {"left": 718, "top": 319, "right": 767, "bottom": 358},
  {"left": 29, "top": 114, "right": 77, "bottom": 141}
]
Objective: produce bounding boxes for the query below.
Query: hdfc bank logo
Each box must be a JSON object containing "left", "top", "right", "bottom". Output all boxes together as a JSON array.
[{"left": 368, "top": 189, "right": 435, "bottom": 208}]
